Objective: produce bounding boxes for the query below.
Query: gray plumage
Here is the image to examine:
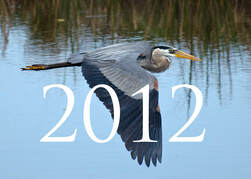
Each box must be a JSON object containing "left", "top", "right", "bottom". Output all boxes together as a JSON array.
[
  {"left": 80, "top": 42, "right": 162, "bottom": 167},
  {"left": 22, "top": 41, "right": 201, "bottom": 167},
  {"left": 80, "top": 42, "right": 156, "bottom": 98}
]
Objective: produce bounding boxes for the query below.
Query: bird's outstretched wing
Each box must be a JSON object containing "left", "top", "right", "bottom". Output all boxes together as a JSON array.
[{"left": 82, "top": 42, "right": 162, "bottom": 167}]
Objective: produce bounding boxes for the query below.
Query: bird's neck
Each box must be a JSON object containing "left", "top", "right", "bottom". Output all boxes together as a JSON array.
[{"left": 140, "top": 56, "right": 170, "bottom": 73}]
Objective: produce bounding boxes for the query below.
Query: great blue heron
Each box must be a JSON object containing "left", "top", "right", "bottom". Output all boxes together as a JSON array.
[{"left": 22, "top": 42, "right": 201, "bottom": 167}]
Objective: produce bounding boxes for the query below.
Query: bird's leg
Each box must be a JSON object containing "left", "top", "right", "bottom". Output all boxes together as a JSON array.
[
  {"left": 21, "top": 62, "right": 81, "bottom": 71},
  {"left": 21, "top": 64, "right": 48, "bottom": 70}
]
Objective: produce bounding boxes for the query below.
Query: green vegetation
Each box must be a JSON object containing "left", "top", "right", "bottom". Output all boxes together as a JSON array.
[
  {"left": 1, "top": 0, "right": 250, "bottom": 52},
  {"left": 0, "top": 0, "right": 250, "bottom": 103}
]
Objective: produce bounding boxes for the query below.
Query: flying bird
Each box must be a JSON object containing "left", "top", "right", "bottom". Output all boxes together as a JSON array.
[{"left": 22, "top": 42, "right": 201, "bottom": 167}]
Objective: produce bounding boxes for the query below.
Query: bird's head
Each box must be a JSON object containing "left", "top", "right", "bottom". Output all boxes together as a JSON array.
[
  {"left": 151, "top": 46, "right": 201, "bottom": 63},
  {"left": 137, "top": 45, "right": 201, "bottom": 73}
]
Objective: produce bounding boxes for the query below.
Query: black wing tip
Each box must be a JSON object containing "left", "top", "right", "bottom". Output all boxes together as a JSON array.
[
  {"left": 82, "top": 62, "right": 163, "bottom": 168},
  {"left": 130, "top": 150, "right": 162, "bottom": 167}
]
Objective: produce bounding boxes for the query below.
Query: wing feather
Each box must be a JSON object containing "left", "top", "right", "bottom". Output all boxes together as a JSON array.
[{"left": 82, "top": 42, "right": 162, "bottom": 167}]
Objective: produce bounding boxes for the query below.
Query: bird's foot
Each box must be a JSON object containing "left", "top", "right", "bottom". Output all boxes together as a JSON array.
[{"left": 21, "top": 64, "right": 47, "bottom": 71}]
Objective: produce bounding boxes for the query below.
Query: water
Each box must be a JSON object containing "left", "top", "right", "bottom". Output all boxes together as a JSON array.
[{"left": 0, "top": 0, "right": 251, "bottom": 178}]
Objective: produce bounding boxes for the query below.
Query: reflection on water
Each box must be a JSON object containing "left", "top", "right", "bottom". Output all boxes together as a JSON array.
[
  {"left": 1, "top": 0, "right": 250, "bottom": 104},
  {"left": 0, "top": 0, "right": 251, "bottom": 179}
]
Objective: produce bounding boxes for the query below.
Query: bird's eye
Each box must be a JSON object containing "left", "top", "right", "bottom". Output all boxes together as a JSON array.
[{"left": 169, "top": 49, "right": 175, "bottom": 54}]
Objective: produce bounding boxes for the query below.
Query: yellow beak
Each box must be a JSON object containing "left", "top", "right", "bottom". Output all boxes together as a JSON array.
[{"left": 174, "top": 50, "right": 201, "bottom": 61}]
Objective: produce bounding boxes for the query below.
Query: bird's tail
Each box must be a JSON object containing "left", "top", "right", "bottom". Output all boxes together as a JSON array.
[{"left": 21, "top": 62, "right": 81, "bottom": 71}]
